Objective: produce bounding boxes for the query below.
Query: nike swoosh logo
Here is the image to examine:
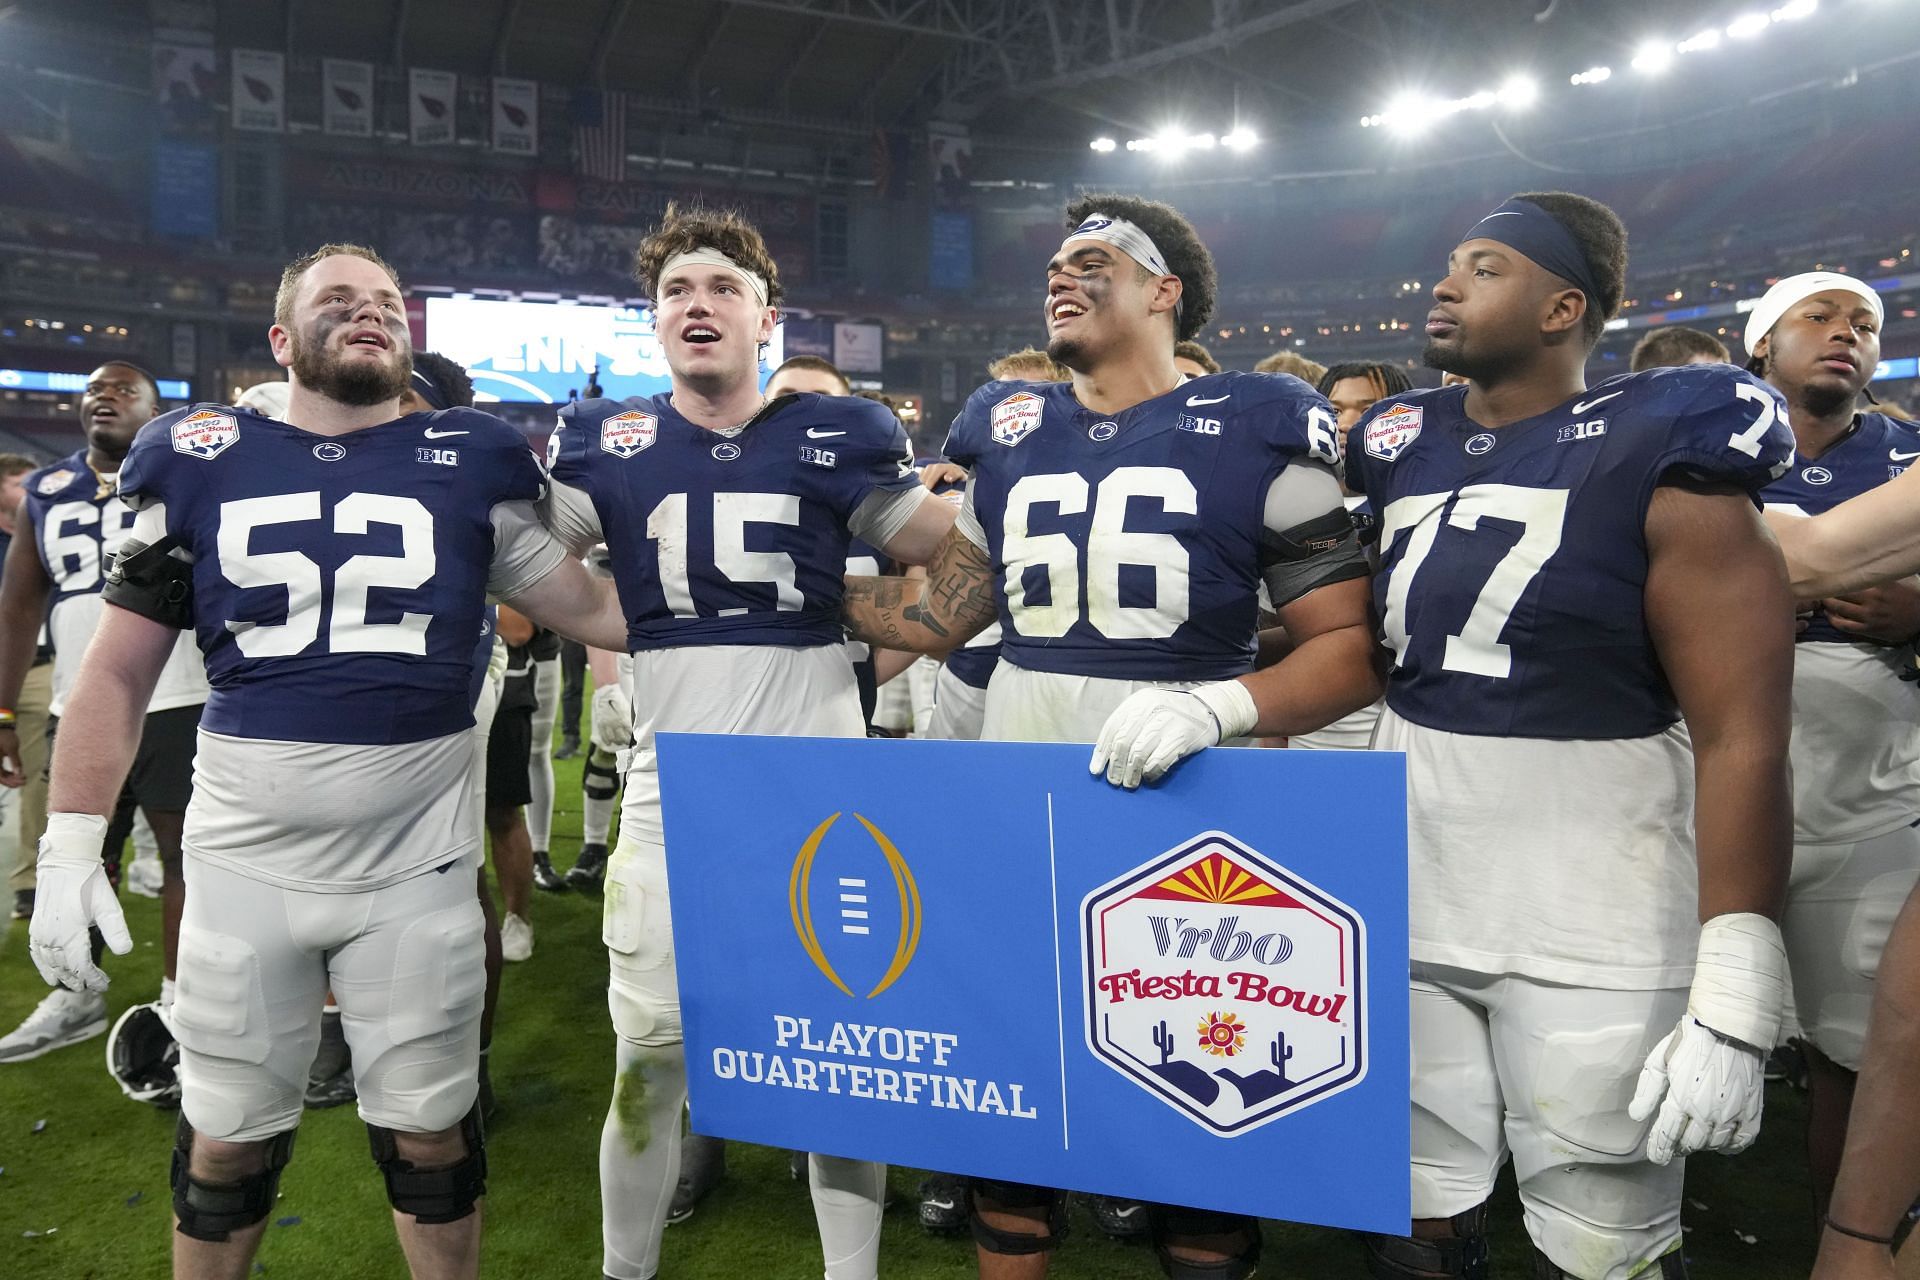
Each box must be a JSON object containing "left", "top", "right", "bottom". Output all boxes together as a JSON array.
[
  {"left": 1478, "top": 211, "right": 1522, "bottom": 219},
  {"left": 423, "top": 428, "right": 469, "bottom": 439},
  {"left": 1570, "top": 391, "right": 1622, "bottom": 415},
  {"left": 807, "top": 428, "right": 845, "bottom": 438},
  {"left": 1186, "top": 394, "right": 1230, "bottom": 406},
  {"left": 1892, "top": 449, "right": 1920, "bottom": 462}
]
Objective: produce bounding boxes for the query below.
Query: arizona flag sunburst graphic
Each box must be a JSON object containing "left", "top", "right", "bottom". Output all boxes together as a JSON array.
[{"left": 1149, "top": 851, "right": 1297, "bottom": 907}]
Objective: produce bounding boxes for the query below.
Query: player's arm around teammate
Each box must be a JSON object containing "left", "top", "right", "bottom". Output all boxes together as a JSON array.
[{"left": 1768, "top": 461, "right": 1920, "bottom": 599}]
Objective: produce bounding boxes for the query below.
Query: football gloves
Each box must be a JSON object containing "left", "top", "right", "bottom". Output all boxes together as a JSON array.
[
  {"left": 29, "top": 813, "right": 129, "bottom": 993},
  {"left": 1090, "top": 680, "right": 1259, "bottom": 789},
  {"left": 1630, "top": 912, "right": 1786, "bottom": 1165},
  {"left": 590, "top": 682, "right": 634, "bottom": 753}
]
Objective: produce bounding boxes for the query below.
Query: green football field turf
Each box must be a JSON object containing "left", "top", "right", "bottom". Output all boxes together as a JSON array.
[{"left": 0, "top": 739, "right": 1823, "bottom": 1278}]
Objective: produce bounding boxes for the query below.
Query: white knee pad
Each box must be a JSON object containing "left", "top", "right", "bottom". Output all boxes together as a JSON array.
[
  {"left": 809, "top": 1153, "right": 885, "bottom": 1280},
  {"left": 350, "top": 895, "right": 489, "bottom": 1133},
  {"left": 604, "top": 840, "right": 681, "bottom": 1047},
  {"left": 174, "top": 929, "right": 299, "bottom": 1142}
]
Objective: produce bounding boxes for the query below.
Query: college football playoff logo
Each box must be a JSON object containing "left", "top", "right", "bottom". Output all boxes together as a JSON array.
[
  {"left": 789, "top": 812, "right": 923, "bottom": 999},
  {"left": 990, "top": 392, "right": 1044, "bottom": 447},
  {"left": 600, "top": 410, "right": 658, "bottom": 459},
  {"left": 1081, "top": 830, "right": 1366, "bottom": 1136},
  {"left": 171, "top": 409, "right": 239, "bottom": 461}
]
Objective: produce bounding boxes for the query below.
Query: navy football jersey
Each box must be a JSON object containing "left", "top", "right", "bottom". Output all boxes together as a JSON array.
[
  {"left": 118, "top": 404, "right": 547, "bottom": 745},
  {"left": 1762, "top": 411, "right": 1920, "bottom": 644},
  {"left": 943, "top": 371, "right": 1341, "bottom": 681},
  {"left": 548, "top": 392, "right": 918, "bottom": 651},
  {"left": 25, "top": 448, "right": 132, "bottom": 634},
  {"left": 1346, "top": 365, "right": 1793, "bottom": 739}
]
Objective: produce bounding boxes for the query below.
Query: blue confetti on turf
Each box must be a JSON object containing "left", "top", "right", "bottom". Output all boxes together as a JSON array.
[
  {"left": 275, "top": 1215, "right": 301, "bottom": 1228},
  {"left": 126, "top": 1191, "right": 143, "bottom": 1207}
]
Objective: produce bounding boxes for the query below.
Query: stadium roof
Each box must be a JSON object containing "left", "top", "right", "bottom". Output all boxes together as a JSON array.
[{"left": 194, "top": 0, "right": 1916, "bottom": 152}]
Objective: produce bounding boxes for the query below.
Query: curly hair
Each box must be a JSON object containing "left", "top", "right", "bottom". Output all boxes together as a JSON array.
[
  {"left": 1512, "top": 191, "right": 1628, "bottom": 346},
  {"left": 411, "top": 350, "right": 476, "bottom": 409},
  {"left": 1063, "top": 192, "right": 1217, "bottom": 342},
  {"left": 633, "top": 203, "right": 784, "bottom": 309},
  {"left": 275, "top": 243, "right": 402, "bottom": 330}
]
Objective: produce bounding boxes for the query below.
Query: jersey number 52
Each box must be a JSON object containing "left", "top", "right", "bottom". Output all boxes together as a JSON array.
[{"left": 219, "top": 493, "right": 435, "bottom": 657}]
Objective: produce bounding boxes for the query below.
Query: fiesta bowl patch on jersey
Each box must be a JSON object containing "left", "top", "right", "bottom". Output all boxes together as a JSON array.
[
  {"left": 601, "top": 410, "right": 659, "bottom": 459},
  {"left": 34, "top": 468, "right": 76, "bottom": 495},
  {"left": 171, "top": 409, "right": 240, "bottom": 461},
  {"left": 991, "top": 392, "right": 1045, "bottom": 448},
  {"left": 1082, "top": 830, "right": 1367, "bottom": 1137},
  {"left": 1364, "top": 403, "right": 1422, "bottom": 462}
]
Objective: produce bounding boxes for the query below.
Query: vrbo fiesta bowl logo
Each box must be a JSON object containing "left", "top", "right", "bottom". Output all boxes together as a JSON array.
[{"left": 1081, "top": 831, "right": 1366, "bottom": 1136}]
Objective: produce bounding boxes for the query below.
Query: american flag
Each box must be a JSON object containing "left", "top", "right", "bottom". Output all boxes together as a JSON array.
[{"left": 572, "top": 89, "right": 627, "bottom": 182}]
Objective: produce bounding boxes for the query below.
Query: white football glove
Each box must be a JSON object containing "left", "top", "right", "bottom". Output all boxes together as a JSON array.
[
  {"left": 590, "top": 682, "right": 633, "bottom": 753},
  {"left": 1089, "top": 680, "right": 1259, "bottom": 789},
  {"left": 1629, "top": 912, "right": 1786, "bottom": 1165},
  {"left": 28, "top": 812, "right": 129, "bottom": 993}
]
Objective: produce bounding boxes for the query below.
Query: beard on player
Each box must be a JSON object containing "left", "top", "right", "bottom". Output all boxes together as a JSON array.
[{"left": 288, "top": 318, "right": 411, "bottom": 408}]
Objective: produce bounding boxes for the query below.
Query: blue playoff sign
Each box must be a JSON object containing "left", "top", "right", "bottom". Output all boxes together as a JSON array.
[{"left": 657, "top": 735, "right": 1410, "bottom": 1232}]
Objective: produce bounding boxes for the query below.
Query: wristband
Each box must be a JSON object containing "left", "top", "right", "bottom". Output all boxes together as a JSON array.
[
  {"left": 1823, "top": 1215, "right": 1898, "bottom": 1246},
  {"left": 0, "top": 709, "right": 15, "bottom": 727}
]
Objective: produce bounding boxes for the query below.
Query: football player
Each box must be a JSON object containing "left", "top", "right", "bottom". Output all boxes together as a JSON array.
[
  {"left": 27, "top": 244, "right": 627, "bottom": 1280},
  {"left": 1747, "top": 272, "right": 1920, "bottom": 1219},
  {"left": 539, "top": 206, "right": 952, "bottom": 1280},
  {"left": 1097, "top": 193, "right": 1797, "bottom": 1280},
  {"left": 0, "top": 362, "right": 208, "bottom": 1064},
  {"left": 839, "top": 192, "right": 1380, "bottom": 1280}
]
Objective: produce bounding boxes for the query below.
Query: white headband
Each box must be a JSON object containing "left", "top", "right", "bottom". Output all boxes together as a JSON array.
[
  {"left": 1744, "top": 270, "right": 1883, "bottom": 355},
  {"left": 1061, "top": 212, "right": 1183, "bottom": 321},
  {"left": 659, "top": 246, "right": 770, "bottom": 309}
]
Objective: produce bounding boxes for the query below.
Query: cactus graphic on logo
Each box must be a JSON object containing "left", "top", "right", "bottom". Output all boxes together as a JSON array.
[
  {"left": 789, "top": 812, "right": 923, "bottom": 999},
  {"left": 1082, "top": 830, "right": 1366, "bottom": 1136}
]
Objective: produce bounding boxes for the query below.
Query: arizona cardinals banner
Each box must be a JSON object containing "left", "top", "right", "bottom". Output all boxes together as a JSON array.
[
  {"left": 229, "top": 49, "right": 284, "bottom": 133},
  {"left": 659, "top": 735, "right": 1410, "bottom": 1231},
  {"left": 322, "top": 59, "right": 373, "bottom": 137},
  {"left": 409, "top": 67, "right": 456, "bottom": 147},
  {"left": 492, "top": 77, "right": 538, "bottom": 156}
]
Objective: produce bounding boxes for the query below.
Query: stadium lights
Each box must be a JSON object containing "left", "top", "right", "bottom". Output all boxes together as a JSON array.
[
  {"left": 1676, "top": 28, "right": 1722, "bottom": 53},
  {"left": 1569, "top": 66, "right": 1612, "bottom": 85},
  {"left": 1101, "top": 126, "right": 1249, "bottom": 156},
  {"left": 1726, "top": 11, "right": 1772, "bottom": 37},
  {"left": 1631, "top": 40, "right": 1676, "bottom": 73},
  {"left": 1771, "top": 0, "right": 1817, "bottom": 19},
  {"left": 1498, "top": 75, "right": 1539, "bottom": 108}
]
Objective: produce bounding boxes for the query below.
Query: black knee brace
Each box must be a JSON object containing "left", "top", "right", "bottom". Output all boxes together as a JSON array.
[
  {"left": 1362, "top": 1202, "right": 1489, "bottom": 1279},
  {"left": 1531, "top": 1244, "right": 1686, "bottom": 1279},
  {"left": 170, "top": 1117, "right": 297, "bottom": 1242},
  {"left": 367, "top": 1105, "right": 487, "bottom": 1224},
  {"left": 1151, "top": 1205, "right": 1262, "bottom": 1279},
  {"left": 966, "top": 1179, "right": 1068, "bottom": 1255},
  {"left": 583, "top": 747, "right": 620, "bottom": 801}
]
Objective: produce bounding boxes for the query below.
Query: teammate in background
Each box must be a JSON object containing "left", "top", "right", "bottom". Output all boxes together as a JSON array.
[
  {"left": 523, "top": 624, "right": 564, "bottom": 891},
  {"left": 1097, "top": 193, "right": 1797, "bottom": 1280},
  {"left": 26, "top": 244, "right": 627, "bottom": 1279},
  {"left": 1747, "top": 272, "right": 1920, "bottom": 1221},
  {"left": 1172, "top": 339, "right": 1220, "bottom": 378},
  {"left": 0, "top": 363, "right": 208, "bottom": 1065},
  {"left": 1252, "top": 349, "right": 1326, "bottom": 384},
  {"left": 1631, "top": 325, "right": 1730, "bottom": 373},
  {"left": 540, "top": 206, "right": 952, "bottom": 1280},
  {"left": 486, "top": 607, "right": 540, "bottom": 962},
  {"left": 0, "top": 452, "right": 48, "bottom": 923},
  {"left": 841, "top": 192, "right": 1379, "bottom": 1280},
  {"left": 1280, "top": 360, "right": 1416, "bottom": 752}
]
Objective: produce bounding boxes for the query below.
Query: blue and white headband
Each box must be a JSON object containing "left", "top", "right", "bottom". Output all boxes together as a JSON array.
[
  {"left": 1063, "top": 213, "right": 1183, "bottom": 322},
  {"left": 1458, "top": 198, "right": 1605, "bottom": 305}
]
